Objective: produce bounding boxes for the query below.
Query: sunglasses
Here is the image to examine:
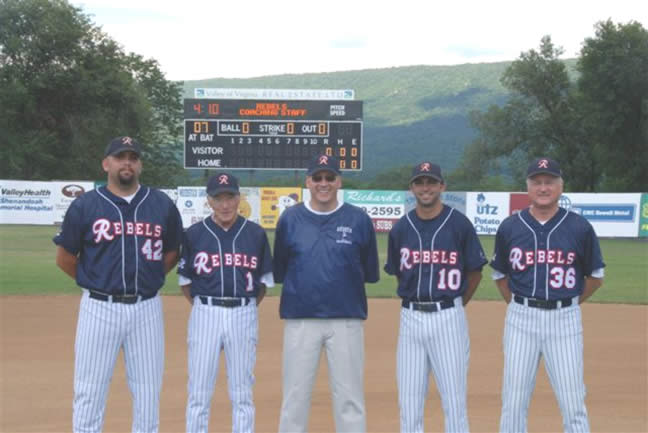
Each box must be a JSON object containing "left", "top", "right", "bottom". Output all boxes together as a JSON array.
[{"left": 311, "top": 173, "right": 337, "bottom": 182}]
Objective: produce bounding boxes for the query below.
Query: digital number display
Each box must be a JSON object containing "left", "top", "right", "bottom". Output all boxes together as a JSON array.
[{"left": 184, "top": 99, "right": 363, "bottom": 171}]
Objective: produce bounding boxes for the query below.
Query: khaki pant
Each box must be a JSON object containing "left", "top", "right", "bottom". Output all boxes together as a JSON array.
[{"left": 278, "top": 319, "right": 366, "bottom": 433}]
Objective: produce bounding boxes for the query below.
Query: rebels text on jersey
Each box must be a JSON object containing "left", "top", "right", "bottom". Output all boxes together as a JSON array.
[
  {"left": 54, "top": 186, "right": 183, "bottom": 297},
  {"left": 177, "top": 215, "right": 272, "bottom": 298},
  {"left": 385, "top": 206, "right": 487, "bottom": 302},
  {"left": 490, "top": 207, "right": 605, "bottom": 300}
]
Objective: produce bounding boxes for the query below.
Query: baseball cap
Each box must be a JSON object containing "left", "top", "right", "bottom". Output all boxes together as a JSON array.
[
  {"left": 104, "top": 136, "right": 142, "bottom": 157},
  {"left": 206, "top": 172, "right": 240, "bottom": 196},
  {"left": 409, "top": 161, "right": 444, "bottom": 184},
  {"left": 306, "top": 153, "right": 341, "bottom": 176},
  {"left": 527, "top": 157, "right": 562, "bottom": 178}
]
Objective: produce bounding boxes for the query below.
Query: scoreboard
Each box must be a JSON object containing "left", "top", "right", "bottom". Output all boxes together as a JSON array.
[{"left": 184, "top": 99, "right": 363, "bottom": 171}]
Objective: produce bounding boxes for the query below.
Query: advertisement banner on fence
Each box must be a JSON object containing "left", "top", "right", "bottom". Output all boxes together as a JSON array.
[
  {"left": 260, "top": 187, "right": 301, "bottom": 229},
  {"left": 160, "top": 188, "right": 179, "bottom": 205},
  {"left": 510, "top": 192, "right": 642, "bottom": 238},
  {"left": 51, "top": 181, "right": 95, "bottom": 224},
  {"left": 177, "top": 186, "right": 262, "bottom": 228},
  {"left": 344, "top": 190, "right": 404, "bottom": 233},
  {"left": 238, "top": 187, "right": 261, "bottom": 225},
  {"left": 0, "top": 180, "right": 55, "bottom": 224},
  {"left": 405, "top": 191, "right": 467, "bottom": 215},
  {"left": 640, "top": 194, "right": 648, "bottom": 237},
  {"left": 509, "top": 192, "right": 530, "bottom": 215},
  {"left": 558, "top": 193, "right": 641, "bottom": 238},
  {"left": 177, "top": 186, "right": 210, "bottom": 228},
  {"left": 465, "top": 192, "right": 510, "bottom": 235}
]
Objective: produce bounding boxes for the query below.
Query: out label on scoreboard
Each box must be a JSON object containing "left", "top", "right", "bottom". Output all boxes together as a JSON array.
[{"left": 184, "top": 99, "right": 363, "bottom": 171}]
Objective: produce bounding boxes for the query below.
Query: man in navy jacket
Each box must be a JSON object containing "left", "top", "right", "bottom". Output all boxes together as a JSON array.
[{"left": 274, "top": 153, "right": 380, "bottom": 432}]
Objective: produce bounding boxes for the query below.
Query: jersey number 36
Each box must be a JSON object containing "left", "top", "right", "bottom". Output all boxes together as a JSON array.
[{"left": 550, "top": 267, "right": 576, "bottom": 289}]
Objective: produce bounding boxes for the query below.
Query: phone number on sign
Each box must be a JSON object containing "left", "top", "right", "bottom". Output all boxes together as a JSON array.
[{"left": 359, "top": 205, "right": 403, "bottom": 217}]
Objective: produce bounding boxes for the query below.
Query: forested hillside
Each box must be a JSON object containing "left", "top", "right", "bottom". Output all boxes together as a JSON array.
[{"left": 181, "top": 63, "right": 526, "bottom": 181}]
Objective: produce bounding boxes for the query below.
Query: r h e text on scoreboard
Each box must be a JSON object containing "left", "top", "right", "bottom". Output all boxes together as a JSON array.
[{"left": 183, "top": 99, "right": 363, "bottom": 171}]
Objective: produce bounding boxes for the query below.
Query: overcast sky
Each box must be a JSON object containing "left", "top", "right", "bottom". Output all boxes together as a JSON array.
[{"left": 71, "top": 0, "right": 646, "bottom": 81}]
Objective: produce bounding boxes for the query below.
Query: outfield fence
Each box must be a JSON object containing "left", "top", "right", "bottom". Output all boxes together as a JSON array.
[{"left": 1, "top": 179, "right": 646, "bottom": 237}]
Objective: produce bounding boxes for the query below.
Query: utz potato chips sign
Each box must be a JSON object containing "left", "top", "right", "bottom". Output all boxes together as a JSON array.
[{"left": 260, "top": 187, "right": 301, "bottom": 229}]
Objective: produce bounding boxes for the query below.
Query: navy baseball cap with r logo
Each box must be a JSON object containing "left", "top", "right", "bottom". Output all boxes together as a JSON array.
[
  {"left": 207, "top": 172, "right": 240, "bottom": 196},
  {"left": 527, "top": 157, "right": 562, "bottom": 178},
  {"left": 410, "top": 161, "right": 444, "bottom": 184},
  {"left": 307, "top": 153, "right": 341, "bottom": 176},
  {"left": 105, "top": 136, "right": 142, "bottom": 157}
]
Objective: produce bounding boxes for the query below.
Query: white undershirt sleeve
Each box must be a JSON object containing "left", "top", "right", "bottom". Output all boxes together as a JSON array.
[
  {"left": 261, "top": 272, "right": 275, "bottom": 288},
  {"left": 590, "top": 268, "right": 605, "bottom": 278}
]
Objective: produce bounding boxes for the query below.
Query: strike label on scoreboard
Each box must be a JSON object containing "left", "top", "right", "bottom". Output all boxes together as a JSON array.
[{"left": 184, "top": 99, "right": 363, "bottom": 171}]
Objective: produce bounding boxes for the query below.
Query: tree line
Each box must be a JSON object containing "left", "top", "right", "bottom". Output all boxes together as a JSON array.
[
  {"left": 450, "top": 22, "right": 647, "bottom": 193},
  {"left": 1, "top": 0, "right": 646, "bottom": 192},
  {"left": 0, "top": 0, "right": 184, "bottom": 187}
]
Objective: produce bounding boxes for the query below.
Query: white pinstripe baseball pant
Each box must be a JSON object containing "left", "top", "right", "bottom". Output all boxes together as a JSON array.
[{"left": 397, "top": 297, "right": 470, "bottom": 433}]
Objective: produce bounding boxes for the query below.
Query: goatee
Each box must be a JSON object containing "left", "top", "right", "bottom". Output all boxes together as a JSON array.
[{"left": 118, "top": 175, "right": 135, "bottom": 186}]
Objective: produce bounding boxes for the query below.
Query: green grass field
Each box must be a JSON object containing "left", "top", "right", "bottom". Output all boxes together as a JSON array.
[{"left": 1, "top": 225, "right": 646, "bottom": 304}]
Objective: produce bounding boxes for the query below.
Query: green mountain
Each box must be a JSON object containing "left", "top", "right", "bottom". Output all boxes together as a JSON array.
[{"left": 181, "top": 61, "right": 576, "bottom": 181}]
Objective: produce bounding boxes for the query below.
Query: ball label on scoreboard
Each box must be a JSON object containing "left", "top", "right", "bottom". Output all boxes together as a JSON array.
[{"left": 183, "top": 99, "right": 363, "bottom": 171}]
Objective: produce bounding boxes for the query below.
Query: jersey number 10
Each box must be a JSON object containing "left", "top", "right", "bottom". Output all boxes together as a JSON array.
[{"left": 437, "top": 268, "right": 461, "bottom": 290}]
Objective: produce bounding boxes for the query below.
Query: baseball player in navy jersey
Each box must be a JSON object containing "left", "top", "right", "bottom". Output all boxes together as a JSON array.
[
  {"left": 177, "top": 172, "right": 273, "bottom": 433},
  {"left": 490, "top": 157, "right": 605, "bottom": 433},
  {"left": 274, "top": 153, "right": 380, "bottom": 433},
  {"left": 385, "top": 161, "right": 487, "bottom": 433},
  {"left": 53, "top": 136, "right": 183, "bottom": 433}
]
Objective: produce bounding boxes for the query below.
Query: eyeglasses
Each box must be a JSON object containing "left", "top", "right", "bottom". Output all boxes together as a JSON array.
[{"left": 311, "top": 174, "right": 336, "bottom": 182}]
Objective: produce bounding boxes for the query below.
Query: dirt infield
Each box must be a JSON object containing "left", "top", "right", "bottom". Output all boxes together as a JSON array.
[{"left": 1, "top": 296, "right": 646, "bottom": 432}]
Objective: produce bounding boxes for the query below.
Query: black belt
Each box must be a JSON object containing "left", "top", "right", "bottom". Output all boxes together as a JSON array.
[
  {"left": 513, "top": 295, "right": 573, "bottom": 310},
  {"left": 199, "top": 296, "right": 251, "bottom": 307},
  {"left": 402, "top": 299, "right": 456, "bottom": 313},
  {"left": 89, "top": 290, "right": 155, "bottom": 304}
]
